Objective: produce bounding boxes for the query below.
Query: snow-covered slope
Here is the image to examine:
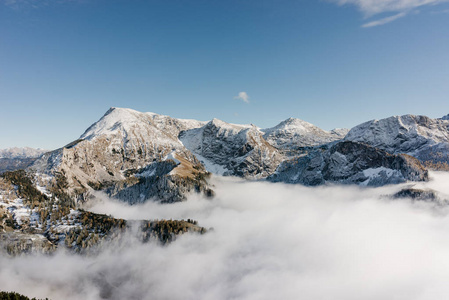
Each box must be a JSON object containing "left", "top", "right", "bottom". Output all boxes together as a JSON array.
[
  {"left": 262, "top": 118, "right": 348, "bottom": 150},
  {"left": 345, "top": 114, "right": 449, "bottom": 165},
  {"left": 180, "top": 118, "right": 284, "bottom": 178},
  {"left": 81, "top": 107, "right": 205, "bottom": 143},
  {"left": 0, "top": 147, "right": 48, "bottom": 159},
  {"left": 31, "top": 107, "right": 212, "bottom": 203}
]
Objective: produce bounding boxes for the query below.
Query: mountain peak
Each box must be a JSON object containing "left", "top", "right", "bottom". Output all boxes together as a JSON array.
[
  {"left": 262, "top": 117, "right": 347, "bottom": 149},
  {"left": 278, "top": 117, "right": 314, "bottom": 128},
  {"left": 208, "top": 118, "right": 252, "bottom": 131},
  {"left": 263, "top": 117, "right": 320, "bottom": 135},
  {"left": 345, "top": 113, "right": 449, "bottom": 157},
  {"left": 80, "top": 107, "right": 146, "bottom": 140}
]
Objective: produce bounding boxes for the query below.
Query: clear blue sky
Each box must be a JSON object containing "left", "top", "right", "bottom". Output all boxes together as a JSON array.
[{"left": 1, "top": 0, "right": 448, "bottom": 149}]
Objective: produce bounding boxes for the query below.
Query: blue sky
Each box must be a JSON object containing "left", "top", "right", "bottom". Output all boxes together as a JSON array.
[{"left": 1, "top": 0, "right": 448, "bottom": 149}]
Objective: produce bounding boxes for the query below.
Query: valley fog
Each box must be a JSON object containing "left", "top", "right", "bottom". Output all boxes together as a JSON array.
[{"left": 2, "top": 172, "right": 449, "bottom": 300}]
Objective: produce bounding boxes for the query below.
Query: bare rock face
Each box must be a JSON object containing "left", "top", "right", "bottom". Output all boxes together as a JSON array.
[
  {"left": 441, "top": 114, "right": 449, "bottom": 121},
  {"left": 180, "top": 119, "right": 284, "bottom": 178},
  {"left": 392, "top": 188, "right": 439, "bottom": 202},
  {"left": 345, "top": 114, "right": 449, "bottom": 166},
  {"left": 268, "top": 141, "right": 428, "bottom": 186},
  {"left": 0, "top": 232, "right": 56, "bottom": 256}
]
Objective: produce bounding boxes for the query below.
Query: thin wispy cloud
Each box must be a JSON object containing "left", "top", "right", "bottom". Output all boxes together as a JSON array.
[
  {"left": 234, "top": 92, "right": 250, "bottom": 104},
  {"left": 329, "top": 0, "right": 449, "bottom": 27},
  {"left": 431, "top": 8, "right": 449, "bottom": 12},
  {"left": 362, "top": 11, "right": 407, "bottom": 27},
  {"left": 332, "top": 0, "right": 449, "bottom": 15},
  {"left": 2, "top": 0, "right": 84, "bottom": 9}
]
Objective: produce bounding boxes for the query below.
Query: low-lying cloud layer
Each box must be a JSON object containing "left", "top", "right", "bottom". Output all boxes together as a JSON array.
[{"left": 2, "top": 172, "right": 449, "bottom": 300}]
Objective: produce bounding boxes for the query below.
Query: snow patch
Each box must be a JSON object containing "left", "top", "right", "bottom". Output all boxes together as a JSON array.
[
  {"left": 361, "top": 167, "right": 401, "bottom": 186},
  {"left": 164, "top": 152, "right": 181, "bottom": 165}
]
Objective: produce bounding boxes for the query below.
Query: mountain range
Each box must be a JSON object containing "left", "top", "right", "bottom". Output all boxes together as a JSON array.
[
  {"left": 3, "top": 107, "right": 449, "bottom": 204},
  {"left": 0, "top": 147, "right": 48, "bottom": 174},
  {"left": 1, "top": 107, "right": 448, "bottom": 256}
]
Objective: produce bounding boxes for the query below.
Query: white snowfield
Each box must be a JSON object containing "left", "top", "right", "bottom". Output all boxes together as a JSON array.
[
  {"left": 361, "top": 167, "right": 402, "bottom": 186},
  {"left": 81, "top": 107, "right": 206, "bottom": 142}
]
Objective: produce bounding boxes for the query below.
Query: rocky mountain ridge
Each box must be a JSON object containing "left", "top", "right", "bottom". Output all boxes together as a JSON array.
[
  {"left": 4, "top": 108, "right": 448, "bottom": 207},
  {"left": 25, "top": 107, "right": 353, "bottom": 205},
  {"left": 344, "top": 114, "right": 449, "bottom": 168},
  {"left": 0, "top": 147, "right": 48, "bottom": 159},
  {"left": 269, "top": 141, "right": 428, "bottom": 186},
  {"left": 261, "top": 117, "right": 348, "bottom": 151},
  {"left": 1, "top": 108, "right": 446, "bottom": 257},
  {"left": 0, "top": 147, "right": 49, "bottom": 174}
]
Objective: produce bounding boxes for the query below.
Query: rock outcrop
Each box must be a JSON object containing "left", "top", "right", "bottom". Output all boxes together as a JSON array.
[
  {"left": 392, "top": 188, "right": 439, "bottom": 202},
  {"left": 269, "top": 141, "right": 429, "bottom": 186}
]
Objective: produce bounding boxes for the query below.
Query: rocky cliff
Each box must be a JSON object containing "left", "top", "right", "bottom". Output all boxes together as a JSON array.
[
  {"left": 180, "top": 118, "right": 284, "bottom": 178},
  {"left": 269, "top": 141, "right": 428, "bottom": 186}
]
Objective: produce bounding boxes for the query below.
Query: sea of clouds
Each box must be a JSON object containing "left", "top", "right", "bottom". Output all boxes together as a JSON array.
[{"left": 2, "top": 172, "right": 449, "bottom": 300}]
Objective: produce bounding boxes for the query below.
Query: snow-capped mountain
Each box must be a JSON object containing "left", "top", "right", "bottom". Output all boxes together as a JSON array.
[
  {"left": 0, "top": 147, "right": 49, "bottom": 174},
  {"left": 0, "top": 108, "right": 444, "bottom": 258},
  {"left": 81, "top": 107, "right": 205, "bottom": 143},
  {"left": 15, "top": 108, "right": 446, "bottom": 205},
  {"left": 344, "top": 114, "right": 449, "bottom": 165},
  {"left": 0, "top": 147, "right": 48, "bottom": 159},
  {"left": 30, "top": 108, "right": 213, "bottom": 204},
  {"left": 180, "top": 118, "right": 284, "bottom": 178},
  {"left": 441, "top": 114, "right": 449, "bottom": 121},
  {"left": 262, "top": 118, "right": 348, "bottom": 150}
]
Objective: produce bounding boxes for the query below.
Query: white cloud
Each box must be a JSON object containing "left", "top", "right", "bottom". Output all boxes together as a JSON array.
[
  {"left": 362, "top": 11, "right": 408, "bottom": 27},
  {"left": 2, "top": 0, "right": 84, "bottom": 9},
  {"left": 331, "top": 0, "right": 449, "bottom": 16},
  {"left": 3, "top": 172, "right": 449, "bottom": 299},
  {"left": 234, "top": 92, "right": 250, "bottom": 103},
  {"left": 431, "top": 8, "right": 449, "bottom": 12},
  {"left": 329, "top": 0, "right": 449, "bottom": 26}
]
